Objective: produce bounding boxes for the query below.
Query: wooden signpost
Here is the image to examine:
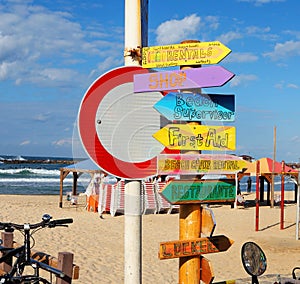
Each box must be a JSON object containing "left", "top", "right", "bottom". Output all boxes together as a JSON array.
[
  {"left": 141, "top": 39, "right": 237, "bottom": 283},
  {"left": 142, "top": 41, "right": 231, "bottom": 68},
  {"left": 157, "top": 153, "right": 247, "bottom": 175},
  {"left": 159, "top": 235, "right": 234, "bottom": 260},
  {"left": 153, "top": 124, "right": 236, "bottom": 151},
  {"left": 159, "top": 179, "right": 236, "bottom": 204},
  {"left": 153, "top": 92, "right": 235, "bottom": 122},
  {"left": 133, "top": 66, "right": 235, "bottom": 92}
]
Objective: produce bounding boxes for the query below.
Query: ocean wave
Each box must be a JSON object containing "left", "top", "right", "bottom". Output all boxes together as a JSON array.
[
  {"left": 0, "top": 155, "right": 26, "bottom": 161},
  {"left": 0, "top": 177, "right": 69, "bottom": 184},
  {"left": 0, "top": 168, "right": 59, "bottom": 176},
  {"left": 0, "top": 176, "right": 91, "bottom": 184}
]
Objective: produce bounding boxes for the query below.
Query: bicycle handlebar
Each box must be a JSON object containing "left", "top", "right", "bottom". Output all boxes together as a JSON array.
[
  {"left": 48, "top": 218, "right": 73, "bottom": 227},
  {"left": 0, "top": 215, "right": 73, "bottom": 232}
]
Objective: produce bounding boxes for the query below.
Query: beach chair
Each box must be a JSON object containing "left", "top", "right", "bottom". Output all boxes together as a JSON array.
[
  {"left": 142, "top": 181, "right": 158, "bottom": 214},
  {"left": 110, "top": 180, "right": 125, "bottom": 216},
  {"left": 154, "top": 181, "right": 173, "bottom": 214}
]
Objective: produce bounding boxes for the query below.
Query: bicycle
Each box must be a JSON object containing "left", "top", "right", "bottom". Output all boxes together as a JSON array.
[{"left": 0, "top": 214, "right": 73, "bottom": 283}]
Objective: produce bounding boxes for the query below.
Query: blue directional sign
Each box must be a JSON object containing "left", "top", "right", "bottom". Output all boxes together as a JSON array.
[{"left": 153, "top": 92, "right": 235, "bottom": 122}]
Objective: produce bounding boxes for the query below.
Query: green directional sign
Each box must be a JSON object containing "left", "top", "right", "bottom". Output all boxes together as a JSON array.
[{"left": 159, "top": 179, "right": 236, "bottom": 204}]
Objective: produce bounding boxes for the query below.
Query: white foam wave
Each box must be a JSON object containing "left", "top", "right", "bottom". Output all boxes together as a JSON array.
[{"left": 0, "top": 168, "right": 59, "bottom": 175}]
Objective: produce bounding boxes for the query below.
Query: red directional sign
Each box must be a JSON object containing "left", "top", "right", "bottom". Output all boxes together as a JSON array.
[{"left": 78, "top": 66, "right": 165, "bottom": 179}]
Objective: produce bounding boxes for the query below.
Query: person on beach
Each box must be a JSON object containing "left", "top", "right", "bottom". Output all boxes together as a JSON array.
[{"left": 247, "top": 177, "right": 252, "bottom": 193}]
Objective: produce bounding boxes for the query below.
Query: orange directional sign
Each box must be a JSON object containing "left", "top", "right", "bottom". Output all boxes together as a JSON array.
[
  {"left": 200, "top": 256, "right": 214, "bottom": 284},
  {"left": 153, "top": 124, "right": 236, "bottom": 151},
  {"left": 142, "top": 41, "right": 231, "bottom": 68},
  {"left": 159, "top": 235, "right": 234, "bottom": 260}
]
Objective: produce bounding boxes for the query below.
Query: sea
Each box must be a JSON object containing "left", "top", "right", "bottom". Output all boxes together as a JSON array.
[
  {"left": 0, "top": 155, "right": 298, "bottom": 195},
  {"left": 0, "top": 155, "right": 91, "bottom": 195}
]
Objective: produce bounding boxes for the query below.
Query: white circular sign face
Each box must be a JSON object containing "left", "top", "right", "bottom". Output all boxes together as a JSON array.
[
  {"left": 78, "top": 66, "right": 167, "bottom": 180},
  {"left": 95, "top": 82, "right": 164, "bottom": 163}
]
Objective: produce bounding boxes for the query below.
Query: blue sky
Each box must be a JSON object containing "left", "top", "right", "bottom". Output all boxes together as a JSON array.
[{"left": 0, "top": 0, "right": 300, "bottom": 163}]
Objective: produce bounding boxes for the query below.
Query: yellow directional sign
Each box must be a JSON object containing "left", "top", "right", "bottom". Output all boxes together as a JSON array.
[
  {"left": 153, "top": 124, "right": 236, "bottom": 151},
  {"left": 142, "top": 41, "right": 231, "bottom": 68}
]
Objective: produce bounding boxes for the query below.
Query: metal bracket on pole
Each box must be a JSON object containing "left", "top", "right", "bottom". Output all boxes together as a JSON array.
[{"left": 124, "top": 47, "right": 142, "bottom": 65}]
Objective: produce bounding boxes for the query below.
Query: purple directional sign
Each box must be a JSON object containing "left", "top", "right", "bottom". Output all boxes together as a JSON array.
[
  {"left": 154, "top": 92, "right": 235, "bottom": 122},
  {"left": 133, "top": 66, "right": 234, "bottom": 93}
]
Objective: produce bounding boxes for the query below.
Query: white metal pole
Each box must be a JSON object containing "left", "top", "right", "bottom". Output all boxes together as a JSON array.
[
  {"left": 124, "top": 1, "right": 143, "bottom": 283},
  {"left": 124, "top": 0, "right": 141, "bottom": 67}
]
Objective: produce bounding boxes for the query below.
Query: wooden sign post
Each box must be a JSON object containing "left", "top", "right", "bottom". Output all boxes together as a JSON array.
[
  {"left": 143, "top": 39, "right": 237, "bottom": 283},
  {"left": 178, "top": 41, "right": 202, "bottom": 283}
]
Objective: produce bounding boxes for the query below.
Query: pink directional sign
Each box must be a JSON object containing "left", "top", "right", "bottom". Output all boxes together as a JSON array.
[{"left": 133, "top": 66, "right": 234, "bottom": 93}]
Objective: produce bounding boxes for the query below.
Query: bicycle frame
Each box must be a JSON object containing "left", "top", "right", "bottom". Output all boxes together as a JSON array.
[{"left": 0, "top": 214, "right": 73, "bottom": 283}]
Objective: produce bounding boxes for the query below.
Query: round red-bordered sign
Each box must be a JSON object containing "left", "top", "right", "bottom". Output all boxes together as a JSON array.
[{"left": 78, "top": 66, "right": 164, "bottom": 180}]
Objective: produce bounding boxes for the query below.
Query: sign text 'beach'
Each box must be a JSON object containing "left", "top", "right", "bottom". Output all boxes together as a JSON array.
[{"left": 154, "top": 92, "right": 235, "bottom": 122}]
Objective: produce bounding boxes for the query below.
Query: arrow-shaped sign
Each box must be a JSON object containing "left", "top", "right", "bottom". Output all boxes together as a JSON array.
[
  {"left": 159, "top": 235, "right": 234, "bottom": 259},
  {"left": 142, "top": 41, "right": 231, "bottom": 68},
  {"left": 153, "top": 124, "right": 236, "bottom": 151},
  {"left": 200, "top": 256, "right": 215, "bottom": 284},
  {"left": 157, "top": 153, "right": 247, "bottom": 175},
  {"left": 159, "top": 179, "right": 236, "bottom": 204},
  {"left": 133, "top": 66, "right": 235, "bottom": 92},
  {"left": 202, "top": 207, "right": 216, "bottom": 237},
  {"left": 153, "top": 93, "right": 235, "bottom": 122}
]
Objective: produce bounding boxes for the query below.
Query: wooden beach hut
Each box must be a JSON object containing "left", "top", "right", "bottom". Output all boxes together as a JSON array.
[{"left": 59, "top": 159, "right": 101, "bottom": 208}]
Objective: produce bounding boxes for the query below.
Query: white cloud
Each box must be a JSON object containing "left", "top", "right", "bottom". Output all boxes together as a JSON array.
[
  {"left": 217, "top": 31, "right": 242, "bottom": 45},
  {"left": 52, "top": 138, "right": 72, "bottom": 147},
  {"left": 226, "top": 52, "right": 258, "bottom": 63},
  {"left": 33, "top": 113, "right": 51, "bottom": 122},
  {"left": 0, "top": 2, "right": 120, "bottom": 88},
  {"left": 287, "top": 83, "right": 299, "bottom": 89},
  {"left": 237, "top": 0, "right": 285, "bottom": 5},
  {"left": 264, "top": 40, "right": 300, "bottom": 60},
  {"left": 20, "top": 140, "right": 30, "bottom": 146},
  {"left": 230, "top": 74, "right": 258, "bottom": 87},
  {"left": 155, "top": 14, "right": 201, "bottom": 45}
]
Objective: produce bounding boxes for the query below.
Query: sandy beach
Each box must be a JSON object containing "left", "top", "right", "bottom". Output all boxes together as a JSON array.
[{"left": 1, "top": 191, "right": 300, "bottom": 283}]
